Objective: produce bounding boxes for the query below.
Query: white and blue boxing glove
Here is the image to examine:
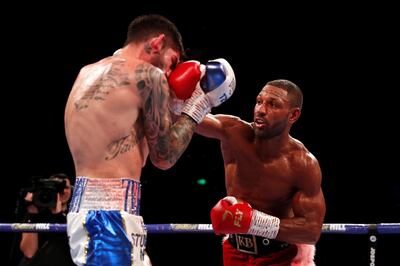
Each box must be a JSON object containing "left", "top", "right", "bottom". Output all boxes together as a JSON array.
[
  {"left": 181, "top": 58, "right": 236, "bottom": 123},
  {"left": 200, "top": 58, "right": 236, "bottom": 106}
]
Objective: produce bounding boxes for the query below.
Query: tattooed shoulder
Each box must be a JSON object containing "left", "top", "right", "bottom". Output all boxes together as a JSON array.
[
  {"left": 135, "top": 64, "right": 168, "bottom": 93},
  {"left": 74, "top": 61, "right": 131, "bottom": 111}
]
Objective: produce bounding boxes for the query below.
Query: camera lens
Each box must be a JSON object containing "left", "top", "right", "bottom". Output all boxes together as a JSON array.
[{"left": 33, "top": 188, "right": 58, "bottom": 209}]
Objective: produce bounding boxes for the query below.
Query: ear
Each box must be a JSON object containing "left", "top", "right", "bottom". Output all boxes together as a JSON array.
[
  {"left": 289, "top": 108, "right": 301, "bottom": 123},
  {"left": 149, "top": 34, "right": 166, "bottom": 53}
]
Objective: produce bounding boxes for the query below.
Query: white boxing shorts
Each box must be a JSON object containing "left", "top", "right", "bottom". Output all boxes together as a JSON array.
[{"left": 67, "top": 176, "right": 150, "bottom": 266}]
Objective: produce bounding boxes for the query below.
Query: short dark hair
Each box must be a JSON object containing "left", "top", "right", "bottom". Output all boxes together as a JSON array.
[
  {"left": 49, "top": 173, "right": 73, "bottom": 185},
  {"left": 124, "top": 14, "right": 184, "bottom": 57},
  {"left": 266, "top": 79, "right": 303, "bottom": 110}
]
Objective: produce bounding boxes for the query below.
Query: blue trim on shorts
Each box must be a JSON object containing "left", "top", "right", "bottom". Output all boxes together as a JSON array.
[{"left": 69, "top": 177, "right": 88, "bottom": 213}]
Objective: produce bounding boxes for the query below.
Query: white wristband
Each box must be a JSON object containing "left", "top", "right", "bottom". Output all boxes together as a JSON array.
[
  {"left": 247, "top": 210, "right": 280, "bottom": 239},
  {"left": 181, "top": 87, "right": 211, "bottom": 124}
]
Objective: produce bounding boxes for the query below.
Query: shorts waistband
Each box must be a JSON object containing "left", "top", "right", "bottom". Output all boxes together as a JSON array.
[
  {"left": 228, "top": 234, "right": 291, "bottom": 256},
  {"left": 69, "top": 176, "right": 141, "bottom": 215}
]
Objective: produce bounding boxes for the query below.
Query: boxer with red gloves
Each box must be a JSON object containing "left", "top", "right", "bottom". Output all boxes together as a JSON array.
[
  {"left": 195, "top": 79, "right": 325, "bottom": 265},
  {"left": 168, "top": 58, "right": 235, "bottom": 123},
  {"left": 211, "top": 196, "right": 280, "bottom": 239}
]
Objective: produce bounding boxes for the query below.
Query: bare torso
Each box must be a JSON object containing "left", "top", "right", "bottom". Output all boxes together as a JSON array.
[
  {"left": 220, "top": 118, "right": 309, "bottom": 219},
  {"left": 65, "top": 56, "right": 149, "bottom": 180}
]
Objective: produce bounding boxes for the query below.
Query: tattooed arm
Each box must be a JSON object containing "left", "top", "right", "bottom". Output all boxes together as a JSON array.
[{"left": 136, "top": 64, "right": 197, "bottom": 170}]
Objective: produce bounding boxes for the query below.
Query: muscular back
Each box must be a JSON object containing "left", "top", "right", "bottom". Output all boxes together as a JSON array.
[{"left": 65, "top": 56, "right": 149, "bottom": 179}]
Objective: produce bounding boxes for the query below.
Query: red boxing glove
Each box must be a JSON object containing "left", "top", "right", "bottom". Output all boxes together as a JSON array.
[
  {"left": 211, "top": 196, "right": 253, "bottom": 234},
  {"left": 168, "top": 61, "right": 202, "bottom": 100},
  {"left": 211, "top": 196, "right": 280, "bottom": 239}
]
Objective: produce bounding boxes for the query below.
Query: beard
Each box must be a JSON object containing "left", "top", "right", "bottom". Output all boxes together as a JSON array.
[{"left": 254, "top": 120, "right": 287, "bottom": 139}]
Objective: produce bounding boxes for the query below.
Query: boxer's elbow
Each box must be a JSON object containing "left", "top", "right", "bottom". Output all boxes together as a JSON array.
[
  {"left": 306, "top": 233, "right": 320, "bottom": 245},
  {"left": 305, "top": 223, "right": 323, "bottom": 244},
  {"left": 148, "top": 140, "right": 185, "bottom": 170},
  {"left": 285, "top": 222, "right": 322, "bottom": 244}
]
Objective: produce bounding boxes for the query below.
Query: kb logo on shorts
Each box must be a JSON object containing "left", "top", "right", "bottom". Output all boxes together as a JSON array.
[
  {"left": 237, "top": 235, "right": 254, "bottom": 248},
  {"left": 235, "top": 235, "right": 257, "bottom": 254}
]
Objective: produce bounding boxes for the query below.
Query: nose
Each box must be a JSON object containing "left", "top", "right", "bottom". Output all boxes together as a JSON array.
[{"left": 255, "top": 104, "right": 267, "bottom": 116}]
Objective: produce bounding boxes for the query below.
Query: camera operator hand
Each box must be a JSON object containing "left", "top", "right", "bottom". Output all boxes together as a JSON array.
[
  {"left": 52, "top": 193, "right": 63, "bottom": 214},
  {"left": 20, "top": 174, "right": 74, "bottom": 265},
  {"left": 24, "top": 192, "right": 39, "bottom": 214},
  {"left": 24, "top": 192, "right": 63, "bottom": 214}
]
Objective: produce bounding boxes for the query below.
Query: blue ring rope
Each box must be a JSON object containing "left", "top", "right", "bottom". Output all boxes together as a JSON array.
[{"left": 0, "top": 223, "right": 399, "bottom": 234}]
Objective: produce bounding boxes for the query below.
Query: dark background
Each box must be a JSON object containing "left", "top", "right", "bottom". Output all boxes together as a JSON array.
[{"left": 2, "top": 2, "right": 399, "bottom": 266}]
